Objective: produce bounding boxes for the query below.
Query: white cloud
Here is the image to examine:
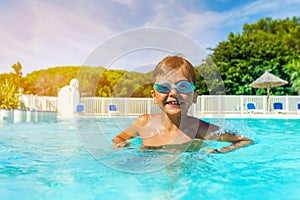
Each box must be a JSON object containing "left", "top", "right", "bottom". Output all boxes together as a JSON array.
[
  {"left": 112, "top": 0, "right": 138, "bottom": 9},
  {"left": 141, "top": 2, "right": 223, "bottom": 49},
  {"left": 221, "top": 0, "right": 300, "bottom": 27},
  {"left": 144, "top": 0, "right": 300, "bottom": 49}
]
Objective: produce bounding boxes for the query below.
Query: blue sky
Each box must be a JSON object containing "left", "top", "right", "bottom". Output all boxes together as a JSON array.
[{"left": 0, "top": 0, "right": 299, "bottom": 74}]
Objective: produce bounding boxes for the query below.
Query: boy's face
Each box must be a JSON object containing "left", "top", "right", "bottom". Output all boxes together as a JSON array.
[{"left": 151, "top": 70, "right": 198, "bottom": 116}]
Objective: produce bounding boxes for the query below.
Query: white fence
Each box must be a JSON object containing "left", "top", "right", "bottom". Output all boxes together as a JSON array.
[
  {"left": 21, "top": 95, "right": 57, "bottom": 112},
  {"left": 22, "top": 94, "right": 300, "bottom": 116}
]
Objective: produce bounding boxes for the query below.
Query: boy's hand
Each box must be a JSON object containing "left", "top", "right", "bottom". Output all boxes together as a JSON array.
[
  {"left": 205, "top": 148, "right": 223, "bottom": 154},
  {"left": 112, "top": 141, "right": 131, "bottom": 149}
]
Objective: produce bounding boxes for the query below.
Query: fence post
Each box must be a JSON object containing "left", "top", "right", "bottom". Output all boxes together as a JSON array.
[
  {"left": 285, "top": 96, "right": 289, "bottom": 112},
  {"left": 240, "top": 96, "right": 244, "bottom": 114},
  {"left": 101, "top": 97, "right": 104, "bottom": 116},
  {"left": 263, "top": 96, "right": 266, "bottom": 114},
  {"left": 147, "top": 98, "right": 151, "bottom": 114},
  {"left": 218, "top": 95, "right": 221, "bottom": 114},
  {"left": 201, "top": 95, "right": 204, "bottom": 114},
  {"left": 125, "top": 98, "right": 128, "bottom": 115}
]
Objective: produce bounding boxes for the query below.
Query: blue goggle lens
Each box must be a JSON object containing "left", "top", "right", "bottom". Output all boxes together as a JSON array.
[{"left": 153, "top": 81, "right": 196, "bottom": 93}]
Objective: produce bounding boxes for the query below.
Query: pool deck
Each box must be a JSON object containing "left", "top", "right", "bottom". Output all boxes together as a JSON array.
[
  {"left": 86, "top": 113, "right": 300, "bottom": 119},
  {"left": 197, "top": 113, "right": 300, "bottom": 119}
]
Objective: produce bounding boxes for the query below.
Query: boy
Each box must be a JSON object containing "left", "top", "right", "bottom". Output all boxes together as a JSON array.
[{"left": 112, "top": 56, "right": 254, "bottom": 153}]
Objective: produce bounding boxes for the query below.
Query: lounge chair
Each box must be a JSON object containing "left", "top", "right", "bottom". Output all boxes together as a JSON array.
[
  {"left": 297, "top": 102, "right": 300, "bottom": 115},
  {"left": 108, "top": 103, "right": 120, "bottom": 116},
  {"left": 246, "top": 102, "right": 263, "bottom": 114},
  {"left": 273, "top": 102, "right": 286, "bottom": 114},
  {"left": 76, "top": 104, "right": 85, "bottom": 113}
]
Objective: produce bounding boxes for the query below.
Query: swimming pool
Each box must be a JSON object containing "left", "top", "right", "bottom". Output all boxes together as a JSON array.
[{"left": 1, "top": 117, "right": 300, "bottom": 199}]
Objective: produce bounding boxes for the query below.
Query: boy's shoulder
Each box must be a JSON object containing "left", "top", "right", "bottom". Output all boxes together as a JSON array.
[
  {"left": 187, "top": 115, "right": 205, "bottom": 124},
  {"left": 135, "top": 114, "right": 152, "bottom": 126},
  {"left": 190, "top": 116, "right": 212, "bottom": 125},
  {"left": 135, "top": 113, "right": 162, "bottom": 127}
]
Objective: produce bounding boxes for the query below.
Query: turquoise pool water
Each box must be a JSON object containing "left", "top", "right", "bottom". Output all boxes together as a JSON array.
[{"left": 1, "top": 118, "right": 300, "bottom": 199}]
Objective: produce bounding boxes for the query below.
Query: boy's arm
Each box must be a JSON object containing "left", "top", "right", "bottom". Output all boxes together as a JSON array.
[
  {"left": 112, "top": 132, "right": 134, "bottom": 149},
  {"left": 112, "top": 114, "right": 149, "bottom": 149},
  {"left": 204, "top": 133, "right": 255, "bottom": 153},
  {"left": 112, "top": 124, "right": 139, "bottom": 149}
]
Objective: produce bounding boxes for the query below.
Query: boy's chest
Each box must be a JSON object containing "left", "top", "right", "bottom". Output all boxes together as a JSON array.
[{"left": 141, "top": 129, "right": 193, "bottom": 146}]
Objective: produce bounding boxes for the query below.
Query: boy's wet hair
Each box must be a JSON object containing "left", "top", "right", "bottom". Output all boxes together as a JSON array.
[{"left": 152, "top": 55, "right": 196, "bottom": 85}]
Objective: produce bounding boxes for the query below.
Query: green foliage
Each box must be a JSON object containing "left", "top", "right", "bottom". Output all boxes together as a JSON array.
[
  {"left": 0, "top": 79, "right": 20, "bottom": 109},
  {"left": 77, "top": 66, "right": 106, "bottom": 96},
  {"left": 195, "top": 57, "right": 225, "bottom": 95},
  {"left": 12, "top": 62, "right": 23, "bottom": 76},
  {"left": 283, "top": 59, "right": 300, "bottom": 95},
  {"left": 210, "top": 17, "right": 300, "bottom": 95},
  {"left": 111, "top": 71, "right": 153, "bottom": 97},
  {"left": 19, "top": 66, "right": 153, "bottom": 97},
  {"left": 24, "top": 66, "right": 81, "bottom": 96},
  {"left": 0, "top": 62, "right": 23, "bottom": 109}
]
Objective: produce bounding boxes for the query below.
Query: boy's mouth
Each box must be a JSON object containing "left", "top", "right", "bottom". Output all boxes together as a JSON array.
[{"left": 165, "top": 101, "right": 184, "bottom": 105}]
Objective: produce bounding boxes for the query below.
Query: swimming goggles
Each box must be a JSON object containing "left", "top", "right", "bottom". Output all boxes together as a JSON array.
[{"left": 153, "top": 81, "right": 196, "bottom": 93}]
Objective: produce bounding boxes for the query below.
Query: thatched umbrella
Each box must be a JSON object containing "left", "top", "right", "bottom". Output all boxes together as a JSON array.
[{"left": 249, "top": 69, "right": 288, "bottom": 112}]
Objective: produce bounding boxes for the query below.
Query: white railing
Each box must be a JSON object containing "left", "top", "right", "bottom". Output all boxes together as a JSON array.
[
  {"left": 21, "top": 95, "right": 57, "bottom": 111},
  {"left": 80, "top": 97, "right": 161, "bottom": 116},
  {"left": 21, "top": 95, "right": 300, "bottom": 115}
]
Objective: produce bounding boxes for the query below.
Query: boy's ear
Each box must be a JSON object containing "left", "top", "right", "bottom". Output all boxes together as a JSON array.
[
  {"left": 192, "top": 90, "right": 199, "bottom": 104},
  {"left": 151, "top": 90, "right": 158, "bottom": 104}
]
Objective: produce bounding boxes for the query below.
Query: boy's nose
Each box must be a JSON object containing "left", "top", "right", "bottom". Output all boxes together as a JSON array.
[{"left": 169, "top": 88, "right": 179, "bottom": 97}]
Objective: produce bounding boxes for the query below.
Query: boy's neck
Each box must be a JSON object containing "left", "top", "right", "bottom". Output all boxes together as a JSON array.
[{"left": 163, "top": 112, "right": 189, "bottom": 128}]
